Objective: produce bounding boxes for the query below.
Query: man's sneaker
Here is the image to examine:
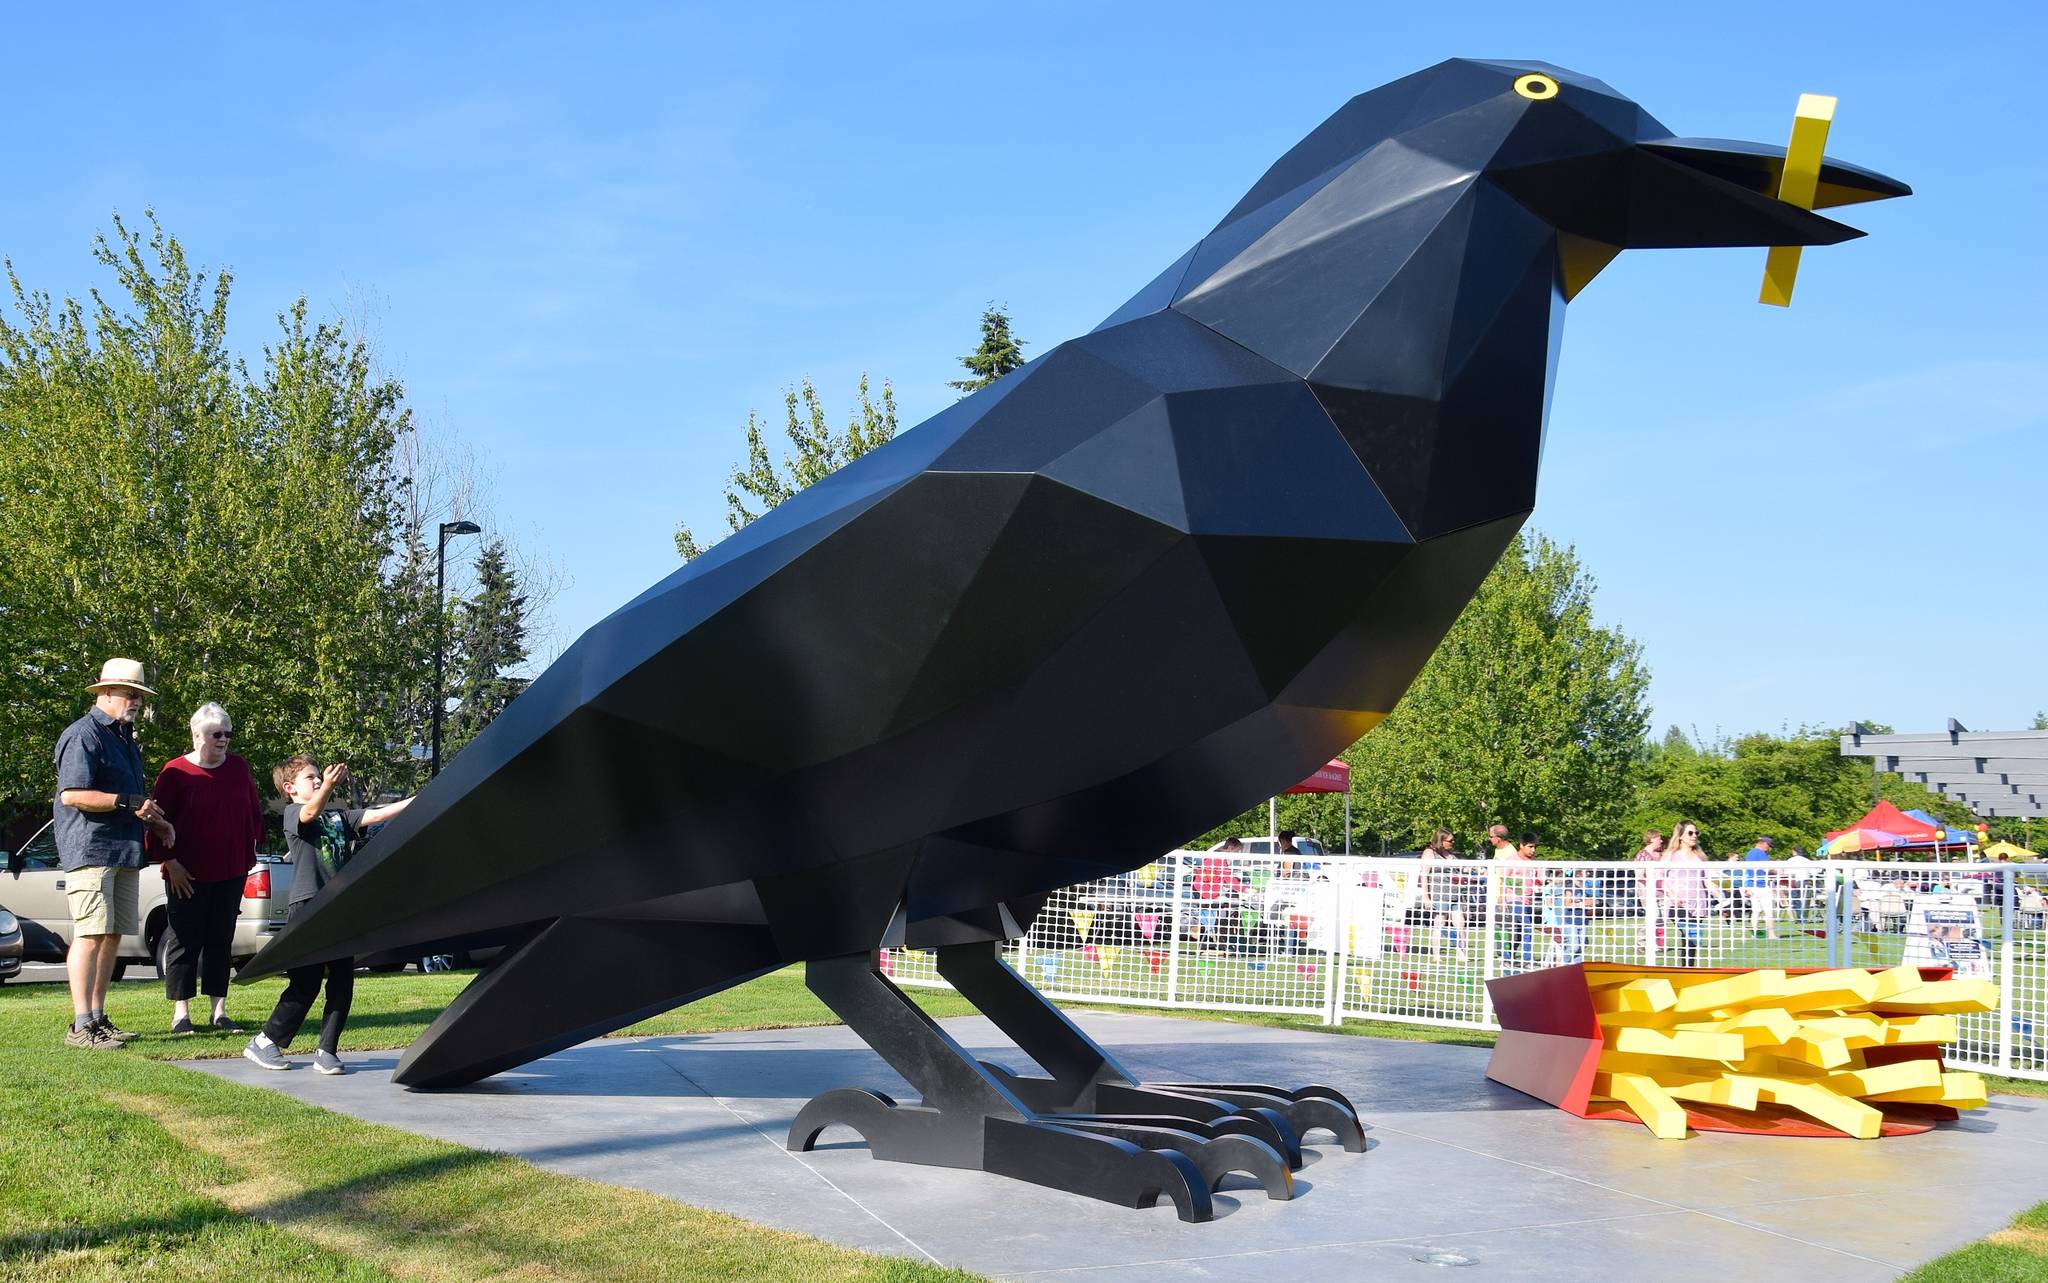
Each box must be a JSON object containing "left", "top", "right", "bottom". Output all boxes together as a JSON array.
[
  {"left": 65, "top": 1022, "right": 125, "bottom": 1050},
  {"left": 243, "top": 1036, "right": 291, "bottom": 1071},
  {"left": 312, "top": 1049, "right": 346, "bottom": 1076},
  {"left": 93, "top": 1017, "right": 136, "bottom": 1042}
]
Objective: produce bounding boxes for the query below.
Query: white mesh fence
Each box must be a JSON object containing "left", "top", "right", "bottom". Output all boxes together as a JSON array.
[{"left": 883, "top": 853, "right": 2048, "bottom": 1081}]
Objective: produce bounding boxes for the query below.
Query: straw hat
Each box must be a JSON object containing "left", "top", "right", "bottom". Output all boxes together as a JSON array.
[{"left": 85, "top": 657, "right": 157, "bottom": 697}]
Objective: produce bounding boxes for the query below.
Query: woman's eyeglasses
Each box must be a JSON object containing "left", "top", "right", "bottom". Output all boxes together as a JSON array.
[{"left": 206, "top": 730, "right": 233, "bottom": 741}]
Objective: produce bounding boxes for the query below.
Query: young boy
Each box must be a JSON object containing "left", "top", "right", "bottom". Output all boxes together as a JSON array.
[{"left": 244, "top": 757, "right": 411, "bottom": 1074}]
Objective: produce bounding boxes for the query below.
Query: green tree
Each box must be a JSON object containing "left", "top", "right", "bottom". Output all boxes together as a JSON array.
[
  {"left": 0, "top": 213, "right": 429, "bottom": 820},
  {"left": 674, "top": 373, "right": 896, "bottom": 560},
  {"left": 947, "top": 303, "right": 1027, "bottom": 396},
  {"left": 444, "top": 537, "right": 530, "bottom": 759},
  {"left": 1195, "top": 533, "right": 1650, "bottom": 855},
  {"left": 1626, "top": 726, "right": 1984, "bottom": 857}
]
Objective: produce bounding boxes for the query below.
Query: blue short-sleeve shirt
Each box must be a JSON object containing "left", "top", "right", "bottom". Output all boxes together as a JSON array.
[{"left": 52, "top": 707, "right": 148, "bottom": 871}]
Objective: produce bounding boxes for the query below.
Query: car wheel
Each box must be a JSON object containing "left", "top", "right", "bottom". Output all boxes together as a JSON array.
[
  {"left": 110, "top": 961, "right": 129, "bottom": 982},
  {"left": 155, "top": 929, "right": 175, "bottom": 978}
]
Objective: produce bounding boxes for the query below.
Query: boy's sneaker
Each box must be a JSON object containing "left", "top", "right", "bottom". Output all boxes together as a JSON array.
[
  {"left": 243, "top": 1035, "right": 291, "bottom": 1071},
  {"left": 312, "top": 1049, "right": 346, "bottom": 1076},
  {"left": 94, "top": 1018, "right": 136, "bottom": 1042},
  {"left": 64, "top": 1022, "right": 125, "bottom": 1050}
]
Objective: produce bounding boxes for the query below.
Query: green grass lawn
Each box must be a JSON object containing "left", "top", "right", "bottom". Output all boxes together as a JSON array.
[
  {"left": 0, "top": 972, "right": 984, "bottom": 1283},
  {"left": 4, "top": 957, "right": 2043, "bottom": 1281}
]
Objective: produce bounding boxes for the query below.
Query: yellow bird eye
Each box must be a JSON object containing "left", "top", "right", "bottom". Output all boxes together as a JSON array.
[{"left": 1514, "top": 73, "right": 1560, "bottom": 101}]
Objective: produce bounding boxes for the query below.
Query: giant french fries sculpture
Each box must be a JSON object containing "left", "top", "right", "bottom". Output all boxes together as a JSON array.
[{"left": 1486, "top": 964, "right": 1995, "bottom": 1140}]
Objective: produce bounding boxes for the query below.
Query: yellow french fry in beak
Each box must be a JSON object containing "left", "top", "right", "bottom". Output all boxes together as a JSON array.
[{"left": 1760, "top": 93, "right": 1836, "bottom": 306}]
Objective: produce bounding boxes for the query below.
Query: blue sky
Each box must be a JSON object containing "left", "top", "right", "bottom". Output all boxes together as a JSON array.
[{"left": 7, "top": 3, "right": 2042, "bottom": 739}]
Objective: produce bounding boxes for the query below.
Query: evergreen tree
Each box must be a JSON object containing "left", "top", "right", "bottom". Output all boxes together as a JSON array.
[
  {"left": 947, "top": 303, "right": 1027, "bottom": 396},
  {"left": 444, "top": 538, "right": 529, "bottom": 758},
  {"left": 675, "top": 373, "right": 896, "bottom": 560}
]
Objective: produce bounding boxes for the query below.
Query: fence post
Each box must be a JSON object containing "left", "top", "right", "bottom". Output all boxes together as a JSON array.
[
  {"left": 1322, "top": 861, "right": 1346, "bottom": 1027},
  {"left": 1825, "top": 862, "right": 1843, "bottom": 968},
  {"left": 1166, "top": 851, "right": 1186, "bottom": 1009},
  {"left": 2000, "top": 865, "right": 2016, "bottom": 1075},
  {"left": 1480, "top": 860, "right": 1499, "bottom": 1026},
  {"left": 1641, "top": 863, "right": 1656, "bottom": 967}
]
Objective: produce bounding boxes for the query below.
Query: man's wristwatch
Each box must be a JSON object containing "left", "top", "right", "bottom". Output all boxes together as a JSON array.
[{"left": 116, "top": 793, "right": 141, "bottom": 810}]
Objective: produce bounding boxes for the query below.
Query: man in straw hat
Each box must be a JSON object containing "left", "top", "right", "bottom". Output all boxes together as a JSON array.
[{"left": 54, "top": 658, "right": 175, "bottom": 1049}]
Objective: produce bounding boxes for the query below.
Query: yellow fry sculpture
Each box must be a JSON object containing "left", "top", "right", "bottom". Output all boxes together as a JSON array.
[
  {"left": 1487, "top": 962, "right": 1995, "bottom": 1140},
  {"left": 1760, "top": 93, "right": 1837, "bottom": 306}
]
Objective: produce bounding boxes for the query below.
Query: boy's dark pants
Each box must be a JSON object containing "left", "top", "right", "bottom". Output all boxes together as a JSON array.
[
  {"left": 261, "top": 902, "right": 353, "bottom": 1053},
  {"left": 162, "top": 878, "right": 243, "bottom": 1001}
]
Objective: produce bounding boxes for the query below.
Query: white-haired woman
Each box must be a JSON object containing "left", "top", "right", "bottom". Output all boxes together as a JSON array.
[{"left": 147, "top": 702, "right": 264, "bottom": 1033}]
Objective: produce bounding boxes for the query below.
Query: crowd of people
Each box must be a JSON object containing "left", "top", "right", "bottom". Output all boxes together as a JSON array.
[
  {"left": 48, "top": 656, "right": 413, "bottom": 1073},
  {"left": 1407, "top": 821, "right": 1828, "bottom": 971}
]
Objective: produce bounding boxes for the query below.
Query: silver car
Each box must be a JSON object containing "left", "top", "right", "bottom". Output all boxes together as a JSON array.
[
  {"left": 2, "top": 820, "right": 289, "bottom": 979},
  {"left": 0, "top": 904, "right": 22, "bottom": 982}
]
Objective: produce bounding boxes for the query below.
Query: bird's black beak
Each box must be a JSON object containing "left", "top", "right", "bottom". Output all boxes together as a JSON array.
[
  {"left": 1614, "top": 136, "right": 1911, "bottom": 248},
  {"left": 1493, "top": 130, "right": 1908, "bottom": 260}
]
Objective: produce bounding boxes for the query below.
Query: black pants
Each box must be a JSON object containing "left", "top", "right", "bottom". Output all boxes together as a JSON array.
[
  {"left": 163, "top": 877, "right": 244, "bottom": 1001},
  {"left": 262, "top": 903, "right": 354, "bottom": 1053},
  {"left": 1668, "top": 908, "right": 1704, "bottom": 968}
]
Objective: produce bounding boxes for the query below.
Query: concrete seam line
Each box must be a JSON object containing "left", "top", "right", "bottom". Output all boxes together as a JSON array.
[{"left": 648, "top": 1048, "right": 947, "bottom": 1269}]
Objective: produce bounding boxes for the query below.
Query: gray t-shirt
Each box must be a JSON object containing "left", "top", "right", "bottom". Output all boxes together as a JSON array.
[{"left": 282, "top": 805, "right": 367, "bottom": 906}]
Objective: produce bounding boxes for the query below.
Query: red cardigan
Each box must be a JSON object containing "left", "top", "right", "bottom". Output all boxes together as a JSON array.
[{"left": 147, "top": 753, "right": 265, "bottom": 883}]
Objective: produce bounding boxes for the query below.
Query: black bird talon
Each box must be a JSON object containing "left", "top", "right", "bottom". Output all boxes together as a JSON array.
[{"left": 1144, "top": 1082, "right": 1367, "bottom": 1153}]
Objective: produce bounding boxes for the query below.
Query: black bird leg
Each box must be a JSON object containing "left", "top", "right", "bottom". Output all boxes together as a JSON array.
[
  {"left": 935, "top": 942, "right": 1367, "bottom": 1158},
  {"left": 787, "top": 950, "right": 1302, "bottom": 1221},
  {"left": 787, "top": 947, "right": 1360, "bottom": 1219}
]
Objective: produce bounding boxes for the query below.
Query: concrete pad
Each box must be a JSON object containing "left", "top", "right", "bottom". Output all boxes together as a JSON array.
[{"left": 187, "top": 1011, "right": 2047, "bottom": 1280}]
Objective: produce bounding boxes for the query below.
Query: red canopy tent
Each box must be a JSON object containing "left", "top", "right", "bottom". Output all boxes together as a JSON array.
[
  {"left": 1839, "top": 801, "right": 1940, "bottom": 842},
  {"left": 1273, "top": 758, "right": 1353, "bottom": 853},
  {"left": 1823, "top": 801, "right": 1967, "bottom": 859}
]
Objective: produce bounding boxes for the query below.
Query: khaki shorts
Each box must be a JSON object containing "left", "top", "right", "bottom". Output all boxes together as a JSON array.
[{"left": 67, "top": 865, "right": 140, "bottom": 937}]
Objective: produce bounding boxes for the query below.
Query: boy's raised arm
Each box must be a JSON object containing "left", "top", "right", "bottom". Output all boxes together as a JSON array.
[{"left": 363, "top": 796, "right": 413, "bottom": 827}]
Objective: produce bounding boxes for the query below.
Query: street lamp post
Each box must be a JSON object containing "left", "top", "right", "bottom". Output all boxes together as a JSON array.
[{"left": 433, "top": 520, "right": 482, "bottom": 778}]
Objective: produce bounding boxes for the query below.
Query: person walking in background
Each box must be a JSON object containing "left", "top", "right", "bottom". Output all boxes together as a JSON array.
[
  {"left": 54, "top": 658, "right": 176, "bottom": 1049},
  {"left": 149, "top": 703, "right": 264, "bottom": 1034},
  {"left": 1633, "top": 829, "right": 1666, "bottom": 961},
  {"left": 1783, "top": 846, "right": 1815, "bottom": 920},
  {"left": 1419, "top": 829, "right": 1467, "bottom": 961},
  {"left": 1741, "top": 837, "right": 1778, "bottom": 939},
  {"left": 1484, "top": 823, "right": 1513, "bottom": 858},
  {"left": 1193, "top": 838, "right": 1247, "bottom": 954},
  {"left": 1494, "top": 832, "right": 1543, "bottom": 971},
  {"left": 1553, "top": 861, "right": 1594, "bottom": 965},
  {"left": 245, "top": 758, "right": 412, "bottom": 1075},
  {"left": 1660, "top": 821, "right": 1725, "bottom": 967}
]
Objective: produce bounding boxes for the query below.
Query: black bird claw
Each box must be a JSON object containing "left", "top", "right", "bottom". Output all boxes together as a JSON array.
[
  {"left": 1048, "top": 1117, "right": 1296, "bottom": 1201},
  {"left": 1145, "top": 1081, "right": 1369, "bottom": 1154}
]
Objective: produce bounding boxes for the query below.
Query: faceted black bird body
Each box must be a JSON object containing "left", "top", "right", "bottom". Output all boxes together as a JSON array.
[{"left": 247, "top": 59, "right": 1906, "bottom": 1097}]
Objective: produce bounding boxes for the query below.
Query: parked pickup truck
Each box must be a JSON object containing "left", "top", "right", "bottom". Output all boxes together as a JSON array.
[{"left": 1, "top": 819, "right": 289, "bottom": 979}]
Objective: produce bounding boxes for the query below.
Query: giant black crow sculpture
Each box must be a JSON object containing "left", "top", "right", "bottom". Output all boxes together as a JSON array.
[{"left": 248, "top": 59, "right": 1906, "bottom": 1219}]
